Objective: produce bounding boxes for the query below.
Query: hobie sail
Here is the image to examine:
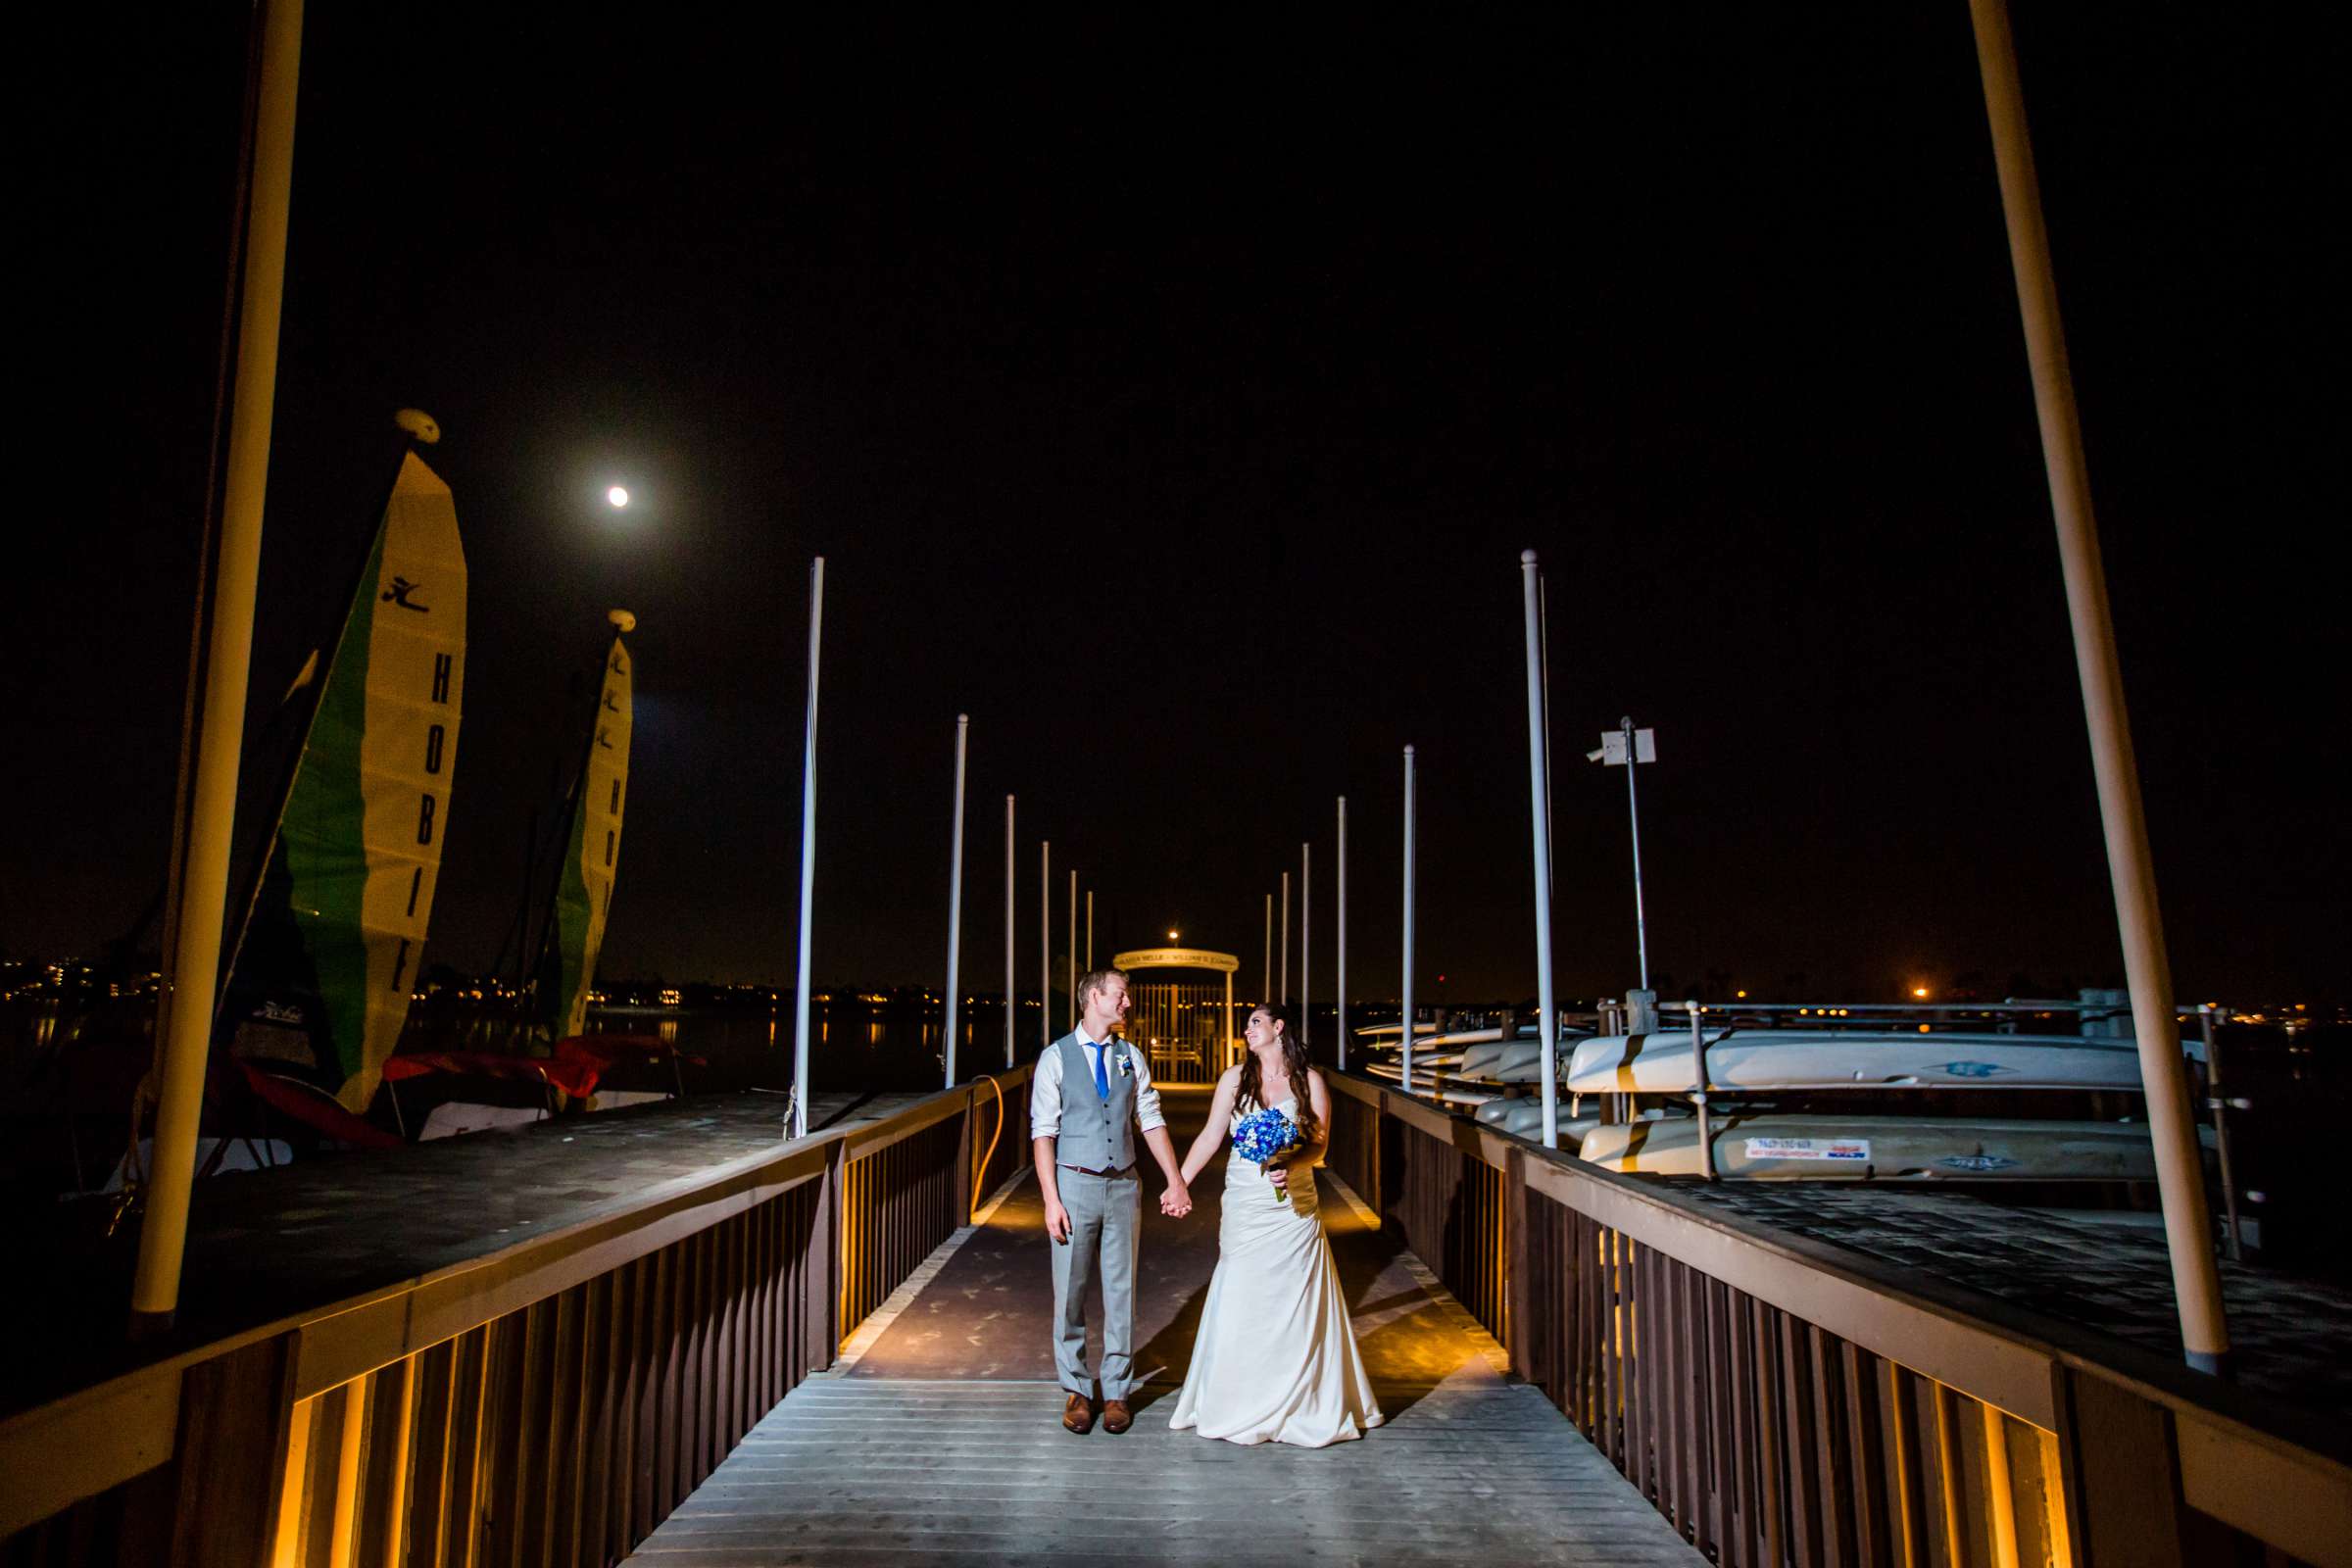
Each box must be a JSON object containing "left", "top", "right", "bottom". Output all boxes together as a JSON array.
[
  {"left": 232, "top": 452, "right": 467, "bottom": 1109},
  {"left": 539, "top": 623, "right": 632, "bottom": 1040}
]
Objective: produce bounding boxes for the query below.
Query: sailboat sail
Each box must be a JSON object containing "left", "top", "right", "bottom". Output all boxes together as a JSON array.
[
  {"left": 542, "top": 628, "right": 632, "bottom": 1040},
  {"left": 237, "top": 452, "right": 467, "bottom": 1110}
]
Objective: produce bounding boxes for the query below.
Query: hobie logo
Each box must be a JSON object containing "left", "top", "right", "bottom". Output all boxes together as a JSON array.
[
  {"left": 381, "top": 575, "right": 431, "bottom": 612},
  {"left": 1938, "top": 1153, "right": 2020, "bottom": 1173},
  {"left": 1937, "top": 1061, "right": 2012, "bottom": 1078}
]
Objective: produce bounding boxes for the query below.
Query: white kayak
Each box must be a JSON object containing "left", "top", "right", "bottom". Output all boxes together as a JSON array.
[
  {"left": 1473, "top": 1099, "right": 1683, "bottom": 1147},
  {"left": 1360, "top": 1061, "right": 1501, "bottom": 1106},
  {"left": 1453, "top": 1037, "right": 1590, "bottom": 1083},
  {"left": 1564, "top": 1030, "right": 2148, "bottom": 1095},
  {"left": 1357, "top": 1024, "right": 1515, "bottom": 1051},
  {"left": 1576, "top": 1114, "right": 2158, "bottom": 1181}
]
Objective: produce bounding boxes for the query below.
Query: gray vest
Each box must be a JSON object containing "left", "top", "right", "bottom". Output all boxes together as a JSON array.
[{"left": 1054, "top": 1032, "right": 1137, "bottom": 1170}]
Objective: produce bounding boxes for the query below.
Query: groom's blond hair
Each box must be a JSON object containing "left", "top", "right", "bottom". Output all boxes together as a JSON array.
[{"left": 1077, "top": 967, "right": 1128, "bottom": 1016}]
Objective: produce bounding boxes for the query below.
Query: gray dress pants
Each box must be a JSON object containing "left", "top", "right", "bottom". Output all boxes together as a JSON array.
[{"left": 1050, "top": 1166, "right": 1141, "bottom": 1399}]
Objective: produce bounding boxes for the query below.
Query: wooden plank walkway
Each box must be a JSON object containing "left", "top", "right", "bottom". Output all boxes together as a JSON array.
[
  {"left": 626, "top": 1377, "right": 1701, "bottom": 1565},
  {"left": 626, "top": 1091, "right": 1703, "bottom": 1566}
]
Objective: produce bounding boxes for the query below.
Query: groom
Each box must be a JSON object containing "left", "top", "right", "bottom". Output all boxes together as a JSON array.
[{"left": 1030, "top": 966, "right": 1191, "bottom": 1435}]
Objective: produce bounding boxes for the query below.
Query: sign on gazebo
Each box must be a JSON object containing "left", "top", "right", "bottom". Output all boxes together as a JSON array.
[{"left": 1110, "top": 947, "right": 1240, "bottom": 974}]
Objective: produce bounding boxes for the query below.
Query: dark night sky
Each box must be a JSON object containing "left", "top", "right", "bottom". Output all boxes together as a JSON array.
[{"left": 15, "top": 7, "right": 2341, "bottom": 1004}]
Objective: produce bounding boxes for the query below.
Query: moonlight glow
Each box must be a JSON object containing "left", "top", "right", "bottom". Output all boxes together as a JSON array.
[{"left": 607, "top": 486, "right": 630, "bottom": 508}]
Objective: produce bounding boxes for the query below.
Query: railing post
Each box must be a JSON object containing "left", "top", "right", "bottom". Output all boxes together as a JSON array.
[
  {"left": 802, "top": 1141, "right": 843, "bottom": 1376},
  {"left": 953, "top": 1097, "right": 974, "bottom": 1224},
  {"left": 169, "top": 1332, "right": 300, "bottom": 1568},
  {"left": 1505, "top": 1147, "right": 1534, "bottom": 1384},
  {"left": 2053, "top": 1365, "right": 2189, "bottom": 1565}
]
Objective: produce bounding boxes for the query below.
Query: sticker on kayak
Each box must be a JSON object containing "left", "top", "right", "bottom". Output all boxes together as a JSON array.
[
  {"left": 1937, "top": 1153, "right": 2021, "bottom": 1173},
  {"left": 1936, "top": 1061, "right": 2013, "bottom": 1079},
  {"left": 1743, "top": 1137, "right": 1871, "bottom": 1161}
]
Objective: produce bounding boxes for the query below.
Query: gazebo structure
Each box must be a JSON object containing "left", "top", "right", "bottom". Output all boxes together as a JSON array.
[{"left": 1111, "top": 945, "right": 1240, "bottom": 1086}]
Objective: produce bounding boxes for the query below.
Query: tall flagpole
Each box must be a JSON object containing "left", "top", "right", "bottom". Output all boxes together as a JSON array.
[
  {"left": 1300, "top": 842, "right": 1311, "bottom": 1047},
  {"left": 942, "top": 714, "right": 967, "bottom": 1089},
  {"left": 1337, "top": 797, "right": 1348, "bottom": 1070},
  {"left": 1521, "top": 552, "right": 1560, "bottom": 1149},
  {"left": 1004, "top": 795, "right": 1015, "bottom": 1069},
  {"left": 1971, "top": 0, "right": 2225, "bottom": 1371},
  {"left": 1040, "top": 842, "right": 1051, "bottom": 1049},
  {"left": 788, "top": 556, "right": 825, "bottom": 1142},
  {"left": 1400, "top": 747, "right": 1417, "bottom": 1091},
  {"left": 131, "top": 0, "right": 306, "bottom": 1335}
]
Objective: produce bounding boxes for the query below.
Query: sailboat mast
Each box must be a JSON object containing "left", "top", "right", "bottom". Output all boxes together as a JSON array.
[{"left": 132, "top": 0, "right": 305, "bottom": 1338}]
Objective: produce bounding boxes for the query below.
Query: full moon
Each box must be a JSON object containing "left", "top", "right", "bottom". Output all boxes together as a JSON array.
[{"left": 607, "top": 486, "right": 630, "bottom": 509}]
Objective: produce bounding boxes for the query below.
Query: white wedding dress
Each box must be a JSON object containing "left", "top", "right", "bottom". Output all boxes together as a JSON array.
[{"left": 1168, "top": 1098, "right": 1384, "bottom": 1446}]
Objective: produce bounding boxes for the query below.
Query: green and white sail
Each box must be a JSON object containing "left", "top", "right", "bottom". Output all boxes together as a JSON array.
[
  {"left": 541, "top": 620, "right": 633, "bottom": 1040},
  {"left": 241, "top": 452, "right": 467, "bottom": 1110}
]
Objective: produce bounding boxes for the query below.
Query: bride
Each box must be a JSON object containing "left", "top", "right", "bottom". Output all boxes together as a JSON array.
[{"left": 1167, "top": 1003, "right": 1383, "bottom": 1446}]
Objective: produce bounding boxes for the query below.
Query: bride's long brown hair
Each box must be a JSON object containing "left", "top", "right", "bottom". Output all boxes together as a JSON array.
[{"left": 1237, "top": 1003, "right": 1318, "bottom": 1143}]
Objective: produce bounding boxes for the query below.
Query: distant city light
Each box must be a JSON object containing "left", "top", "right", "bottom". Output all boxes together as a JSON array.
[
  {"left": 607, "top": 485, "right": 630, "bottom": 508},
  {"left": 1736, "top": 989, "right": 1747, "bottom": 999},
  {"left": 1911, "top": 986, "right": 1931, "bottom": 999},
  {"left": 1168, "top": 929, "right": 1179, "bottom": 942}
]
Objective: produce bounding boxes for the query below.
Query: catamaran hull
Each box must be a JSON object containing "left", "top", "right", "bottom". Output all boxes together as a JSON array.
[
  {"left": 1473, "top": 1099, "right": 1685, "bottom": 1147},
  {"left": 1360, "top": 1062, "right": 1501, "bottom": 1106},
  {"left": 1564, "top": 1031, "right": 2148, "bottom": 1095},
  {"left": 1576, "top": 1114, "right": 2158, "bottom": 1180}
]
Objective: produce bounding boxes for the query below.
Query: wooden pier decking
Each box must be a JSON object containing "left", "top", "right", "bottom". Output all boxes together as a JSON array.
[
  {"left": 7, "top": 1068, "right": 2345, "bottom": 1566},
  {"left": 624, "top": 1091, "right": 1706, "bottom": 1565}
]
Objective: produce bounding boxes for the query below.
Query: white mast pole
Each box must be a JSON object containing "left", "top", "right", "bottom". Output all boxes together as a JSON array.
[
  {"left": 1280, "top": 871, "right": 1290, "bottom": 1005},
  {"left": 1263, "top": 894, "right": 1272, "bottom": 1004},
  {"left": 1300, "top": 841, "right": 1311, "bottom": 1047},
  {"left": 1067, "top": 868, "right": 1077, "bottom": 1033},
  {"left": 1086, "top": 890, "right": 1093, "bottom": 970},
  {"left": 1521, "top": 552, "right": 1560, "bottom": 1149},
  {"left": 1337, "top": 796, "right": 1348, "bottom": 1070},
  {"left": 1971, "top": 0, "right": 2225, "bottom": 1371},
  {"left": 943, "top": 714, "right": 967, "bottom": 1089},
  {"left": 1040, "top": 841, "right": 1051, "bottom": 1049},
  {"left": 131, "top": 0, "right": 306, "bottom": 1334},
  {"left": 788, "top": 556, "right": 825, "bottom": 1142},
  {"left": 1004, "top": 795, "right": 1015, "bottom": 1069},
  {"left": 1400, "top": 747, "right": 1417, "bottom": 1091}
]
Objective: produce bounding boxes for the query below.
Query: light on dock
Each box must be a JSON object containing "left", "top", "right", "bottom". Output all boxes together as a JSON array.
[{"left": 607, "top": 485, "right": 630, "bottom": 508}]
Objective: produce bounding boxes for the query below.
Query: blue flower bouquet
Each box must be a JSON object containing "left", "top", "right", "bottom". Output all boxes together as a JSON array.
[{"left": 1231, "top": 1105, "right": 1301, "bottom": 1177}]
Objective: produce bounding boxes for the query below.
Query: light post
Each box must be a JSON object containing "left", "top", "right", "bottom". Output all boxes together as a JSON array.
[{"left": 1589, "top": 716, "right": 1657, "bottom": 992}]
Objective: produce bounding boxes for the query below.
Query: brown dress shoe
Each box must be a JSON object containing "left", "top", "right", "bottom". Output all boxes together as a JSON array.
[
  {"left": 1101, "top": 1398, "right": 1133, "bottom": 1435},
  {"left": 1062, "top": 1392, "right": 1097, "bottom": 1435}
]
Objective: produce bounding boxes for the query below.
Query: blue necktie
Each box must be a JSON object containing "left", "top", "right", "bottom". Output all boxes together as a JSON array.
[{"left": 1093, "top": 1041, "right": 1111, "bottom": 1102}]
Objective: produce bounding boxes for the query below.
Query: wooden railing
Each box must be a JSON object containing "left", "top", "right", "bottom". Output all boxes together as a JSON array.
[
  {"left": 1323, "top": 1071, "right": 2351, "bottom": 1568},
  {"left": 0, "top": 1066, "right": 1030, "bottom": 1568}
]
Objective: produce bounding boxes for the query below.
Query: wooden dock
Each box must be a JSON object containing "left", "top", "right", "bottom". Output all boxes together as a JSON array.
[
  {"left": 6, "top": 1067, "right": 2345, "bottom": 1566},
  {"left": 625, "top": 1097, "right": 1704, "bottom": 1566}
]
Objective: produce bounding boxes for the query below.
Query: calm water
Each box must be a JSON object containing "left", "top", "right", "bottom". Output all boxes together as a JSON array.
[{"left": 581, "top": 1004, "right": 1036, "bottom": 1096}]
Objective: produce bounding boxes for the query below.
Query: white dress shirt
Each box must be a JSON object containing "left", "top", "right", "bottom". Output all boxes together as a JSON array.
[{"left": 1029, "top": 1026, "right": 1166, "bottom": 1152}]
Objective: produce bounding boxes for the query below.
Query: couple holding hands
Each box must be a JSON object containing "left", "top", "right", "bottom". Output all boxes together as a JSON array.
[{"left": 1029, "top": 967, "right": 1383, "bottom": 1446}]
